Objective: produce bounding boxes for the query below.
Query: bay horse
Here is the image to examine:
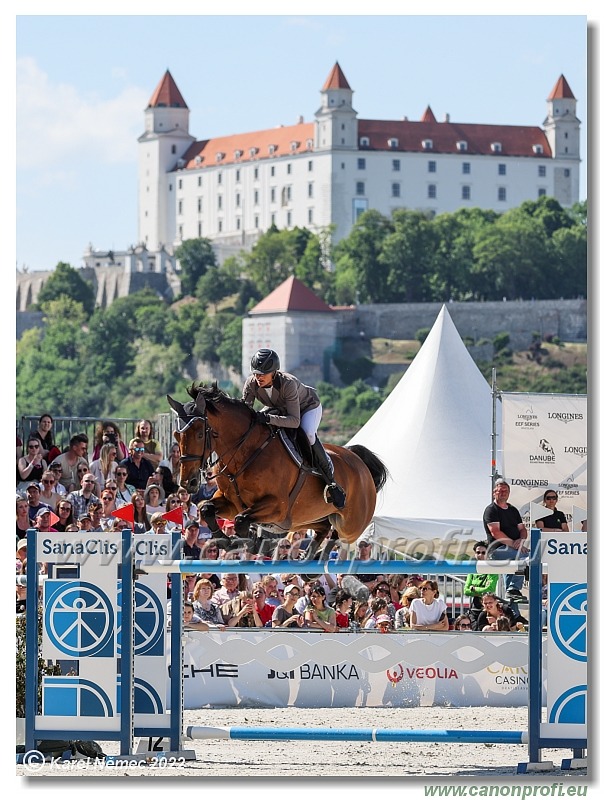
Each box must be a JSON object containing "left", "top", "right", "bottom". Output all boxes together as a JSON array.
[{"left": 167, "top": 383, "right": 388, "bottom": 557}]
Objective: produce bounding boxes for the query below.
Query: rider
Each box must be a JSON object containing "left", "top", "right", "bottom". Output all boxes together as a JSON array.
[{"left": 242, "top": 348, "right": 346, "bottom": 510}]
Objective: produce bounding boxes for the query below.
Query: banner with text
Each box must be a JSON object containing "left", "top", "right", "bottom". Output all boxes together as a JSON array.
[
  {"left": 179, "top": 630, "right": 535, "bottom": 709},
  {"left": 500, "top": 393, "right": 587, "bottom": 526}
]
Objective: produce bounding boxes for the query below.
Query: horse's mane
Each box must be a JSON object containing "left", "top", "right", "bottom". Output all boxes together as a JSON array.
[{"left": 186, "top": 381, "right": 252, "bottom": 417}]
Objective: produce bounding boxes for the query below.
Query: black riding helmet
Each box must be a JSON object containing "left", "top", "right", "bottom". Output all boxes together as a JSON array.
[{"left": 251, "top": 348, "right": 280, "bottom": 374}]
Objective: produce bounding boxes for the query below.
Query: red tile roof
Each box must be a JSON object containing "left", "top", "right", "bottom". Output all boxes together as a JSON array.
[
  {"left": 249, "top": 276, "right": 333, "bottom": 314},
  {"left": 174, "top": 65, "right": 564, "bottom": 170},
  {"left": 322, "top": 62, "right": 351, "bottom": 91},
  {"left": 547, "top": 74, "right": 576, "bottom": 100},
  {"left": 148, "top": 70, "right": 188, "bottom": 109}
]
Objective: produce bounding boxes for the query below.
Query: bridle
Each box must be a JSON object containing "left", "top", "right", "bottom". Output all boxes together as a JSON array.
[
  {"left": 177, "top": 406, "right": 273, "bottom": 501},
  {"left": 175, "top": 414, "right": 214, "bottom": 477}
]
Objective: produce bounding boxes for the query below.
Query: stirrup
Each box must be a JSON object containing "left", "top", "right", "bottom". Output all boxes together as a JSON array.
[{"left": 324, "top": 483, "right": 346, "bottom": 509}]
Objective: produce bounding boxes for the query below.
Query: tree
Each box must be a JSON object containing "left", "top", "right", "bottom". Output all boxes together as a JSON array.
[
  {"left": 333, "top": 210, "right": 393, "bottom": 303},
  {"left": 36, "top": 262, "right": 95, "bottom": 316},
  {"left": 380, "top": 210, "right": 436, "bottom": 302},
  {"left": 216, "top": 317, "right": 243, "bottom": 371},
  {"left": 175, "top": 238, "right": 218, "bottom": 296},
  {"left": 196, "top": 263, "right": 240, "bottom": 312},
  {"left": 242, "top": 226, "right": 301, "bottom": 295}
]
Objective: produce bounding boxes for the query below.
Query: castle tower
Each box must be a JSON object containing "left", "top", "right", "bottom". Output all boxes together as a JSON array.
[
  {"left": 543, "top": 75, "right": 581, "bottom": 204},
  {"left": 138, "top": 70, "right": 195, "bottom": 251},
  {"left": 314, "top": 62, "right": 358, "bottom": 151}
]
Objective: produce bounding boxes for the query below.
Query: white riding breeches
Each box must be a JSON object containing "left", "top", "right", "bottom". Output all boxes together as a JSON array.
[{"left": 301, "top": 404, "right": 322, "bottom": 445}]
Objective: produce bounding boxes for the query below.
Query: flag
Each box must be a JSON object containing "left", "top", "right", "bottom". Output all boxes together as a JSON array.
[
  {"left": 162, "top": 506, "right": 184, "bottom": 527},
  {"left": 111, "top": 504, "right": 135, "bottom": 525},
  {"left": 49, "top": 510, "right": 60, "bottom": 527}
]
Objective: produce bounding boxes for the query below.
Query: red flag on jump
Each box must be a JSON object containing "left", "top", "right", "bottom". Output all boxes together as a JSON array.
[
  {"left": 162, "top": 506, "right": 184, "bottom": 528},
  {"left": 49, "top": 510, "right": 60, "bottom": 527},
  {"left": 111, "top": 503, "right": 135, "bottom": 526}
]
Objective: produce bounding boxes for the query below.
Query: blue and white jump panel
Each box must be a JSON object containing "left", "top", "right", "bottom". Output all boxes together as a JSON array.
[{"left": 23, "top": 529, "right": 183, "bottom": 759}]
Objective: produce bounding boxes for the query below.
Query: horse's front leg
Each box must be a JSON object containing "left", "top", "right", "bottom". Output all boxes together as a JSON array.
[{"left": 200, "top": 495, "right": 239, "bottom": 535}]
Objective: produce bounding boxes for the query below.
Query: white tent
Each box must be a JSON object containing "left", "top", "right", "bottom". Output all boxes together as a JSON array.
[{"left": 348, "top": 305, "right": 495, "bottom": 554}]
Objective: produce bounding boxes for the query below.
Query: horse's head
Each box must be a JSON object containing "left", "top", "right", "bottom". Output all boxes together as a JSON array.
[{"left": 166, "top": 392, "right": 208, "bottom": 494}]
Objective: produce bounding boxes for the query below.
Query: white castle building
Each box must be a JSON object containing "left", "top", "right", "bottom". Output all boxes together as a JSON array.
[{"left": 84, "top": 62, "right": 580, "bottom": 271}]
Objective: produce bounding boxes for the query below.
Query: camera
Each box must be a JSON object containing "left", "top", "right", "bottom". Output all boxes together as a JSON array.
[{"left": 104, "top": 433, "right": 117, "bottom": 445}]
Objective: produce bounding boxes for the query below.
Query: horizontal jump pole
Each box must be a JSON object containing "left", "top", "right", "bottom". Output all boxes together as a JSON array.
[
  {"left": 186, "top": 725, "right": 528, "bottom": 744},
  {"left": 139, "top": 558, "right": 524, "bottom": 575}
]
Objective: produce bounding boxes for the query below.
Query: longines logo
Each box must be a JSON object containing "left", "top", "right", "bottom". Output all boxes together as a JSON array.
[
  {"left": 510, "top": 478, "right": 548, "bottom": 487},
  {"left": 548, "top": 412, "right": 583, "bottom": 423},
  {"left": 564, "top": 446, "right": 587, "bottom": 456}
]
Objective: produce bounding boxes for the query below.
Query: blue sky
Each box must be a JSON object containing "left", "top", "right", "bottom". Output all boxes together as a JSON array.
[{"left": 11, "top": 8, "right": 594, "bottom": 274}]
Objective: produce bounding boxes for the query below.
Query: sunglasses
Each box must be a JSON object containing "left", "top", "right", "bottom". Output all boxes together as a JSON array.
[
  {"left": 459, "top": 623, "right": 472, "bottom": 629},
  {"left": 475, "top": 550, "right": 487, "bottom": 555},
  {"left": 42, "top": 480, "right": 55, "bottom": 485},
  {"left": 133, "top": 447, "right": 145, "bottom": 453},
  {"left": 28, "top": 443, "right": 40, "bottom": 449},
  {"left": 545, "top": 495, "right": 557, "bottom": 501},
  {"left": 116, "top": 472, "right": 128, "bottom": 476}
]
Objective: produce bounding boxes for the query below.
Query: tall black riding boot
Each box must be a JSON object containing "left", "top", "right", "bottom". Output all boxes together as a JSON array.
[{"left": 311, "top": 439, "right": 346, "bottom": 509}]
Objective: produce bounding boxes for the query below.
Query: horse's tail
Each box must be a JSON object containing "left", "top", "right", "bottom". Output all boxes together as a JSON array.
[{"left": 347, "top": 444, "right": 389, "bottom": 492}]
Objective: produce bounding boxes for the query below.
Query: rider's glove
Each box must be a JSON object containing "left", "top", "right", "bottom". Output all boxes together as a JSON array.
[{"left": 257, "top": 411, "right": 271, "bottom": 425}]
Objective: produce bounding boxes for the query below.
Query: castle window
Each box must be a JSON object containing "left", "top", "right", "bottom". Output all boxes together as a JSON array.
[
  {"left": 538, "top": 165, "right": 546, "bottom": 177},
  {"left": 308, "top": 183, "right": 313, "bottom": 198},
  {"left": 462, "top": 185, "right": 471, "bottom": 200},
  {"left": 422, "top": 139, "right": 433, "bottom": 150},
  {"left": 456, "top": 141, "right": 468, "bottom": 151},
  {"left": 269, "top": 144, "right": 276, "bottom": 155},
  {"left": 462, "top": 162, "right": 471, "bottom": 174},
  {"left": 392, "top": 183, "right": 400, "bottom": 198},
  {"left": 388, "top": 138, "right": 399, "bottom": 149},
  {"left": 393, "top": 159, "right": 400, "bottom": 171},
  {"left": 172, "top": 145, "right": 177, "bottom": 154},
  {"left": 538, "top": 188, "right": 546, "bottom": 197},
  {"left": 356, "top": 181, "right": 365, "bottom": 195},
  {"left": 287, "top": 211, "right": 292, "bottom": 226},
  {"left": 357, "top": 158, "right": 366, "bottom": 170},
  {"left": 236, "top": 169, "right": 241, "bottom": 182},
  {"left": 360, "top": 136, "right": 370, "bottom": 147},
  {"left": 533, "top": 144, "right": 544, "bottom": 154},
  {"left": 428, "top": 184, "right": 437, "bottom": 199},
  {"left": 498, "top": 187, "right": 507, "bottom": 202},
  {"left": 308, "top": 208, "right": 313, "bottom": 224},
  {"left": 287, "top": 164, "right": 292, "bottom": 175},
  {"left": 428, "top": 161, "right": 436, "bottom": 173},
  {"left": 271, "top": 187, "right": 276, "bottom": 203},
  {"left": 271, "top": 166, "right": 275, "bottom": 177},
  {"left": 498, "top": 164, "right": 506, "bottom": 176},
  {"left": 308, "top": 160, "right": 313, "bottom": 172},
  {"left": 491, "top": 142, "right": 502, "bottom": 152},
  {"left": 254, "top": 167, "right": 259, "bottom": 180}
]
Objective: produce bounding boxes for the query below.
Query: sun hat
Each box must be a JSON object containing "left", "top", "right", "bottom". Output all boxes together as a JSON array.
[{"left": 376, "top": 614, "right": 391, "bottom": 625}]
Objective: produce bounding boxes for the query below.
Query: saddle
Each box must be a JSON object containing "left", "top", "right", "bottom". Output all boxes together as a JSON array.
[{"left": 276, "top": 427, "right": 322, "bottom": 477}]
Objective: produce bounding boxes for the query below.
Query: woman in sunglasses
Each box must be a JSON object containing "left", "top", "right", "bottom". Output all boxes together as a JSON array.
[
  {"left": 453, "top": 614, "right": 473, "bottom": 631},
  {"left": 535, "top": 490, "right": 569, "bottom": 532},
  {"left": 114, "top": 466, "right": 136, "bottom": 505},
  {"left": 410, "top": 580, "right": 449, "bottom": 631},
  {"left": 54, "top": 500, "right": 75, "bottom": 532},
  {"left": 17, "top": 439, "right": 48, "bottom": 491}
]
